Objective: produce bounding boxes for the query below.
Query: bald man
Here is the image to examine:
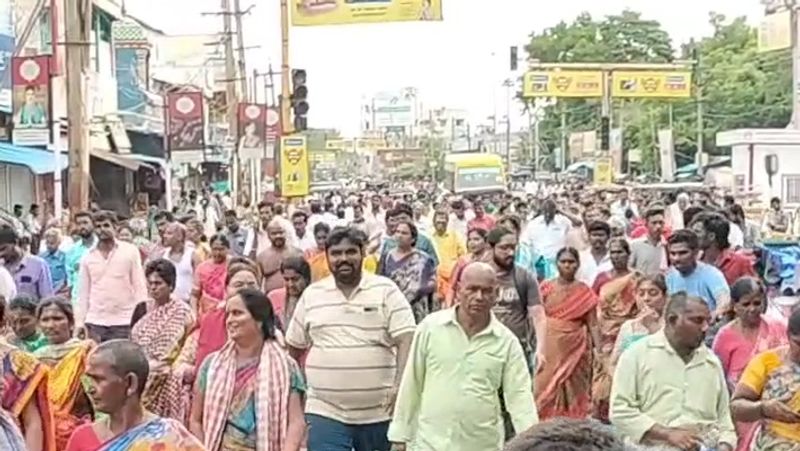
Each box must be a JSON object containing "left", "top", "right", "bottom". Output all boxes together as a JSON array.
[
  {"left": 66, "top": 340, "right": 204, "bottom": 450},
  {"left": 388, "top": 262, "right": 538, "bottom": 451},
  {"left": 256, "top": 217, "right": 303, "bottom": 293}
]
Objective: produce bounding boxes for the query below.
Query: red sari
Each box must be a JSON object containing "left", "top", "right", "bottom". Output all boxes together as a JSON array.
[{"left": 534, "top": 279, "right": 598, "bottom": 420}]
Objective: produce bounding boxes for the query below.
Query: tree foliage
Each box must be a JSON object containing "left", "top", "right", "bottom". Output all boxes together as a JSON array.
[{"left": 525, "top": 10, "right": 792, "bottom": 173}]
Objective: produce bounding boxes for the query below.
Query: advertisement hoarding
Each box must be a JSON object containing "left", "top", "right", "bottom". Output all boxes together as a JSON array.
[
  {"left": 280, "top": 135, "right": 310, "bottom": 197},
  {"left": 0, "top": 1, "right": 13, "bottom": 113},
  {"left": 523, "top": 71, "right": 603, "bottom": 98},
  {"left": 612, "top": 71, "right": 692, "bottom": 98},
  {"left": 238, "top": 103, "right": 267, "bottom": 161},
  {"left": 373, "top": 91, "right": 414, "bottom": 128},
  {"left": 292, "top": 0, "right": 443, "bottom": 26},
  {"left": 166, "top": 91, "right": 205, "bottom": 154},
  {"left": 12, "top": 56, "right": 50, "bottom": 146}
]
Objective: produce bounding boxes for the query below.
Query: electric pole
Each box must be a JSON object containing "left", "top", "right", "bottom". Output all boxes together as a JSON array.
[
  {"left": 233, "top": 0, "right": 248, "bottom": 100},
  {"left": 65, "top": 0, "right": 91, "bottom": 213},
  {"left": 221, "top": 0, "right": 239, "bottom": 202},
  {"left": 280, "top": 0, "right": 291, "bottom": 133}
]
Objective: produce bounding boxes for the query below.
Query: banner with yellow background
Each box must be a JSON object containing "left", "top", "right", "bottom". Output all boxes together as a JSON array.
[
  {"left": 523, "top": 71, "right": 603, "bottom": 98},
  {"left": 292, "top": 0, "right": 443, "bottom": 26},
  {"left": 280, "top": 136, "right": 310, "bottom": 197},
  {"left": 612, "top": 71, "right": 692, "bottom": 98}
]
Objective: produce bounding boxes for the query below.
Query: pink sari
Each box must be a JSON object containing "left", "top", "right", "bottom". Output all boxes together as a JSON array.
[
  {"left": 193, "top": 260, "right": 227, "bottom": 318},
  {"left": 534, "top": 280, "right": 598, "bottom": 420},
  {"left": 712, "top": 316, "right": 787, "bottom": 451}
]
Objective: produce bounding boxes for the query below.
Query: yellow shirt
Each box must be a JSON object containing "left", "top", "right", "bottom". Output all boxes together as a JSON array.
[
  {"left": 388, "top": 308, "right": 538, "bottom": 450},
  {"left": 431, "top": 231, "right": 466, "bottom": 277},
  {"left": 739, "top": 347, "right": 800, "bottom": 442},
  {"left": 610, "top": 330, "right": 737, "bottom": 447}
]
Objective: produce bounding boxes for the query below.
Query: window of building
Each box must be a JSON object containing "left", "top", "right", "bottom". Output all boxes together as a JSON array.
[{"left": 783, "top": 174, "right": 800, "bottom": 204}]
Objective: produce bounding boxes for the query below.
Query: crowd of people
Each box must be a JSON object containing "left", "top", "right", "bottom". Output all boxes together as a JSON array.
[{"left": 0, "top": 184, "right": 797, "bottom": 450}]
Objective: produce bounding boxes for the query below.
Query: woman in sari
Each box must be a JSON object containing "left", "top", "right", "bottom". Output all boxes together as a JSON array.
[
  {"left": 130, "top": 259, "right": 195, "bottom": 421},
  {"left": 445, "top": 228, "right": 488, "bottom": 307},
  {"left": 190, "top": 288, "right": 306, "bottom": 451},
  {"left": 4, "top": 294, "right": 48, "bottom": 353},
  {"left": 176, "top": 260, "right": 261, "bottom": 388},
  {"left": 730, "top": 306, "right": 800, "bottom": 451},
  {"left": 611, "top": 274, "right": 668, "bottom": 364},
  {"left": 190, "top": 234, "right": 231, "bottom": 318},
  {"left": 33, "top": 296, "right": 94, "bottom": 450},
  {"left": 267, "top": 255, "right": 311, "bottom": 330},
  {"left": 378, "top": 220, "right": 436, "bottom": 322},
  {"left": 186, "top": 217, "right": 211, "bottom": 267},
  {"left": 0, "top": 338, "right": 55, "bottom": 451},
  {"left": 713, "top": 277, "right": 787, "bottom": 451},
  {"left": 306, "top": 223, "right": 331, "bottom": 282},
  {"left": 534, "top": 247, "right": 600, "bottom": 420},
  {"left": 591, "top": 238, "right": 639, "bottom": 421}
]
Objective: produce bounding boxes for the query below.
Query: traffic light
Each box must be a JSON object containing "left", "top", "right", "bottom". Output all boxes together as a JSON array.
[
  {"left": 510, "top": 46, "right": 518, "bottom": 71},
  {"left": 291, "top": 69, "right": 309, "bottom": 131},
  {"left": 600, "top": 116, "right": 610, "bottom": 151}
]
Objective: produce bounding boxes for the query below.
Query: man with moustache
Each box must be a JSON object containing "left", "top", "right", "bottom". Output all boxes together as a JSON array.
[
  {"left": 75, "top": 211, "right": 148, "bottom": 342},
  {"left": 388, "top": 262, "right": 538, "bottom": 451},
  {"left": 256, "top": 218, "right": 302, "bottom": 293},
  {"left": 65, "top": 210, "right": 97, "bottom": 302},
  {"left": 287, "top": 226, "right": 415, "bottom": 451},
  {"left": 610, "top": 293, "right": 736, "bottom": 451}
]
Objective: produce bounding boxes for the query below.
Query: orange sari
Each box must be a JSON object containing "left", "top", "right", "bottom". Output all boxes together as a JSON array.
[
  {"left": 591, "top": 271, "right": 639, "bottom": 421},
  {"left": 534, "top": 280, "right": 598, "bottom": 420}
]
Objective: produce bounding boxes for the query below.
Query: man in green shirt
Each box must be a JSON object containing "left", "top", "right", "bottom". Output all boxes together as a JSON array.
[
  {"left": 388, "top": 262, "right": 538, "bottom": 451},
  {"left": 610, "top": 293, "right": 736, "bottom": 450}
]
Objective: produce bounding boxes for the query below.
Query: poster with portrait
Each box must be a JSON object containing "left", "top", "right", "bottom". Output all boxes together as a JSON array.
[
  {"left": 166, "top": 91, "right": 205, "bottom": 154},
  {"left": 12, "top": 56, "right": 49, "bottom": 146},
  {"left": 237, "top": 103, "right": 266, "bottom": 161}
]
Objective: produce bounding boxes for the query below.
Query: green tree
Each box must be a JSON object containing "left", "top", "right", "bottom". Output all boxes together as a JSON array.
[{"left": 524, "top": 10, "right": 792, "bottom": 173}]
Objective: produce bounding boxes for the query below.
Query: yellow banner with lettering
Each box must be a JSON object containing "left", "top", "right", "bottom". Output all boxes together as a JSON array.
[
  {"left": 612, "top": 71, "right": 692, "bottom": 98},
  {"left": 523, "top": 71, "right": 603, "bottom": 98},
  {"left": 280, "top": 136, "right": 310, "bottom": 197},
  {"left": 594, "top": 157, "right": 613, "bottom": 185},
  {"left": 292, "top": 0, "right": 443, "bottom": 26}
]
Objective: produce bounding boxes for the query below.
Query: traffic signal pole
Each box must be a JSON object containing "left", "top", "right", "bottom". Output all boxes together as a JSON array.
[{"left": 280, "top": 0, "right": 292, "bottom": 134}]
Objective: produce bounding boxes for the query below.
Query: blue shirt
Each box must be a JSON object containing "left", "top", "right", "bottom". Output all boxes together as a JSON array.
[
  {"left": 666, "top": 262, "right": 729, "bottom": 311},
  {"left": 65, "top": 236, "right": 97, "bottom": 301},
  {"left": 5, "top": 254, "right": 53, "bottom": 300},
  {"left": 39, "top": 249, "right": 67, "bottom": 293}
]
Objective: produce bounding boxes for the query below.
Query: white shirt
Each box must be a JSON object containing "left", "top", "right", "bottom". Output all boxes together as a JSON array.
[
  {"left": 0, "top": 266, "right": 17, "bottom": 301},
  {"left": 449, "top": 214, "right": 469, "bottom": 238},
  {"left": 522, "top": 214, "right": 571, "bottom": 260},
  {"left": 576, "top": 248, "right": 612, "bottom": 287},
  {"left": 728, "top": 223, "right": 745, "bottom": 249}
]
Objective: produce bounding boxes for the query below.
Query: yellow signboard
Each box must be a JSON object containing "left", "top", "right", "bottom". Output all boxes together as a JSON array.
[
  {"left": 612, "top": 71, "right": 692, "bottom": 98},
  {"left": 325, "top": 139, "right": 355, "bottom": 151},
  {"left": 280, "top": 136, "right": 310, "bottom": 197},
  {"left": 523, "top": 71, "right": 603, "bottom": 98},
  {"left": 292, "top": 0, "right": 443, "bottom": 26},
  {"left": 594, "top": 158, "right": 613, "bottom": 185}
]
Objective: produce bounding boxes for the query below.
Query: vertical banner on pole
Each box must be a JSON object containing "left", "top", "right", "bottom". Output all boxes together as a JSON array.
[
  {"left": 279, "top": 135, "right": 310, "bottom": 197},
  {"left": 0, "top": 1, "right": 14, "bottom": 113},
  {"left": 12, "top": 56, "right": 50, "bottom": 146},
  {"left": 166, "top": 91, "right": 205, "bottom": 163},
  {"left": 237, "top": 103, "right": 267, "bottom": 161}
]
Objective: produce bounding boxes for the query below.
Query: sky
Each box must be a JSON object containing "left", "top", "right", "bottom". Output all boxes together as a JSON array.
[{"left": 126, "top": 0, "right": 764, "bottom": 136}]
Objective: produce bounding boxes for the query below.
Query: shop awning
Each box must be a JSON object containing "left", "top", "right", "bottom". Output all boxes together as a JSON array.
[
  {"left": 0, "top": 142, "right": 68, "bottom": 175},
  {"left": 91, "top": 149, "right": 144, "bottom": 171}
]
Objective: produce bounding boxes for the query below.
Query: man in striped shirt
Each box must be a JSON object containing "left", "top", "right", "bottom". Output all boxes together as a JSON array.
[{"left": 287, "top": 226, "right": 415, "bottom": 451}]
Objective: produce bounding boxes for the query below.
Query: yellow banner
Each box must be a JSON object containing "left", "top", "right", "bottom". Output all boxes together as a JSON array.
[
  {"left": 280, "top": 136, "right": 310, "bottom": 197},
  {"left": 325, "top": 139, "right": 354, "bottom": 150},
  {"left": 594, "top": 157, "right": 613, "bottom": 185},
  {"left": 292, "top": 0, "right": 443, "bottom": 26},
  {"left": 612, "top": 71, "right": 692, "bottom": 98},
  {"left": 523, "top": 71, "right": 603, "bottom": 98}
]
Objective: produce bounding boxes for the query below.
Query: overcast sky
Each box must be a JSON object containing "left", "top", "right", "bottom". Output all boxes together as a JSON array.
[{"left": 126, "top": 0, "right": 764, "bottom": 135}]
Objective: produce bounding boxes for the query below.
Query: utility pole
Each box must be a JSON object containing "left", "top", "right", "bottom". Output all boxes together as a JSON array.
[
  {"left": 233, "top": 0, "right": 249, "bottom": 100},
  {"left": 560, "top": 102, "right": 567, "bottom": 169},
  {"left": 221, "top": 0, "right": 240, "bottom": 203},
  {"left": 280, "top": 0, "right": 291, "bottom": 134},
  {"left": 65, "top": 0, "right": 91, "bottom": 213}
]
